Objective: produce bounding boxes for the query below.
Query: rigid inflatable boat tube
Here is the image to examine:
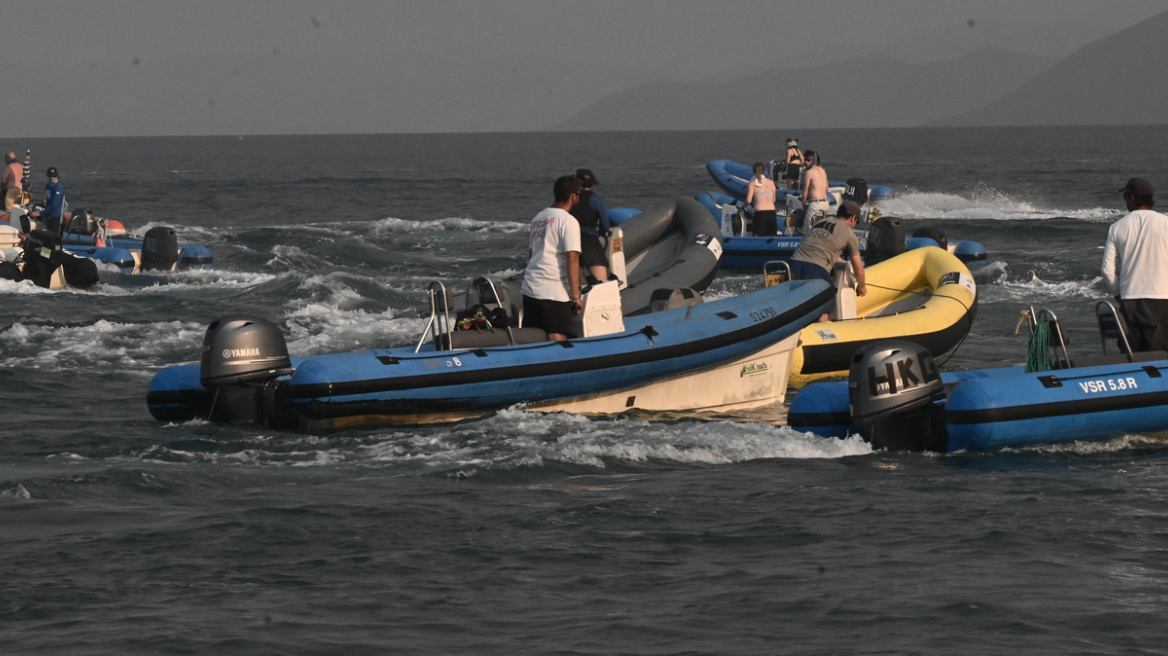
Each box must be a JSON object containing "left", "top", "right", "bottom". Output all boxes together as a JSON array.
[{"left": 618, "top": 196, "right": 723, "bottom": 316}]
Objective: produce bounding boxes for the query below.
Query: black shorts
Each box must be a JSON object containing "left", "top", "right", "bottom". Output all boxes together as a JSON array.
[
  {"left": 752, "top": 209, "right": 778, "bottom": 236},
  {"left": 523, "top": 295, "right": 576, "bottom": 337},
  {"left": 580, "top": 233, "right": 608, "bottom": 269},
  {"left": 784, "top": 166, "right": 802, "bottom": 181}
]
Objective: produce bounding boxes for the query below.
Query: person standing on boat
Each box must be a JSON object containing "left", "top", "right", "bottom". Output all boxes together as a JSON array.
[
  {"left": 745, "top": 162, "right": 778, "bottom": 236},
  {"left": 782, "top": 138, "right": 804, "bottom": 189},
  {"left": 1101, "top": 177, "right": 1168, "bottom": 352},
  {"left": 522, "top": 174, "right": 583, "bottom": 341},
  {"left": 1, "top": 152, "right": 23, "bottom": 211},
  {"left": 30, "top": 167, "right": 64, "bottom": 234},
  {"left": 788, "top": 200, "right": 867, "bottom": 297},
  {"left": 569, "top": 168, "right": 611, "bottom": 283},
  {"left": 800, "top": 151, "right": 829, "bottom": 227}
]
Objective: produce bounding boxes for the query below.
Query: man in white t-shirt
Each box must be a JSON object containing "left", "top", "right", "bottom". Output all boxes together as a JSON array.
[
  {"left": 1101, "top": 177, "right": 1168, "bottom": 352},
  {"left": 521, "top": 175, "right": 583, "bottom": 341}
]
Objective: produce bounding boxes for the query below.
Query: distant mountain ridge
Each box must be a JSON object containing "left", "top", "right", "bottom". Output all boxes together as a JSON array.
[
  {"left": 4, "top": 9, "right": 1167, "bottom": 137},
  {"left": 555, "top": 47, "right": 1056, "bottom": 131},
  {"left": 933, "top": 8, "right": 1168, "bottom": 126}
]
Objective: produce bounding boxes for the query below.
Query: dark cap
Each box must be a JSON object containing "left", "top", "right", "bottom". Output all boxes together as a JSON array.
[
  {"left": 46, "top": 166, "right": 58, "bottom": 178},
  {"left": 837, "top": 200, "right": 862, "bottom": 218},
  {"left": 1120, "top": 177, "right": 1154, "bottom": 197},
  {"left": 575, "top": 168, "right": 598, "bottom": 186}
]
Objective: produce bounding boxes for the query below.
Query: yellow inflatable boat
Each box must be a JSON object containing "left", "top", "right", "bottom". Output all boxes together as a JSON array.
[{"left": 782, "top": 246, "right": 978, "bottom": 388}]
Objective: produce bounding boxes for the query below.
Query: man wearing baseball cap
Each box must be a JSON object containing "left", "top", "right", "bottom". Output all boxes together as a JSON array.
[
  {"left": 789, "top": 200, "right": 867, "bottom": 299},
  {"left": 1102, "top": 177, "right": 1168, "bottom": 352}
]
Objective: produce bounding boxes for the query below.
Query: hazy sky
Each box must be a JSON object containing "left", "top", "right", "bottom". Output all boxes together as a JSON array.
[
  {"left": 13, "top": 0, "right": 1168, "bottom": 70},
  {"left": 8, "top": 0, "right": 1168, "bottom": 136}
]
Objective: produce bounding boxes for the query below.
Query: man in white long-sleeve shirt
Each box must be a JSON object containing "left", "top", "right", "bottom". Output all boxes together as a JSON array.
[{"left": 1101, "top": 177, "right": 1168, "bottom": 352}]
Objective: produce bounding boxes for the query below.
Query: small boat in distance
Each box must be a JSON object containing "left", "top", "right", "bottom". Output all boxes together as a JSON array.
[{"left": 695, "top": 191, "right": 987, "bottom": 269}]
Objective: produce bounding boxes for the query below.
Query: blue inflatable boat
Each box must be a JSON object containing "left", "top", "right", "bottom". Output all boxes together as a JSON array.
[
  {"left": 62, "top": 235, "right": 213, "bottom": 273},
  {"left": 788, "top": 302, "right": 1168, "bottom": 452},
  {"left": 694, "top": 191, "right": 987, "bottom": 270},
  {"left": 4, "top": 208, "right": 213, "bottom": 274},
  {"left": 148, "top": 276, "right": 835, "bottom": 431},
  {"left": 706, "top": 159, "right": 895, "bottom": 204}
]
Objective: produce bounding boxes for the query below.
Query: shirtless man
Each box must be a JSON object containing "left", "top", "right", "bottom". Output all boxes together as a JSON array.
[
  {"left": 744, "top": 162, "right": 778, "bottom": 236},
  {"left": 800, "top": 150, "right": 829, "bottom": 225}
]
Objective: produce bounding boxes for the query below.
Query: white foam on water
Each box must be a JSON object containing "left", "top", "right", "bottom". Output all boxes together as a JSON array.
[
  {"left": 878, "top": 189, "right": 1118, "bottom": 222},
  {"left": 993, "top": 433, "right": 1168, "bottom": 456},
  {"left": 0, "top": 278, "right": 64, "bottom": 295},
  {"left": 83, "top": 267, "right": 282, "bottom": 296},
  {"left": 987, "top": 269, "right": 1105, "bottom": 304},
  {"left": 264, "top": 244, "right": 330, "bottom": 270},
  {"left": 120, "top": 221, "right": 219, "bottom": 243},
  {"left": 0, "top": 318, "right": 206, "bottom": 370},
  {"left": 281, "top": 287, "right": 429, "bottom": 355},
  {"left": 354, "top": 409, "right": 874, "bottom": 474},
  {"left": 134, "top": 408, "right": 874, "bottom": 473},
  {"left": 370, "top": 215, "right": 527, "bottom": 236}
]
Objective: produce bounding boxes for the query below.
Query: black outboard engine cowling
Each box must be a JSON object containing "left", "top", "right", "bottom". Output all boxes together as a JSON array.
[
  {"left": 848, "top": 340, "right": 948, "bottom": 452},
  {"left": 865, "top": 217, "right": 906, "bottom": 266},
  {"left": 200, "top": 316, "right": 293, "bottom": 424},
  {"left": 68, "top": 209, "right": 96, "bottom": 236},
  {"left": 912, "top": 226, "right": 948, "bottom": 252},
  {"left": 22, "top": 229, "right": 64, "bottom": 288},
  {"left": 141, "top": 226, "right": 179, "bottom": 272},
  {"left": 842, "top": 178, "right": 869, "bottom": 206}
]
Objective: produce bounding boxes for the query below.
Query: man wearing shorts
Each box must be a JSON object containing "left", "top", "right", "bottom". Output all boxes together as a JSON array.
[
  {"left": 800, "top": 150, "right": 830, "bottom": 226},
  {"left": 788, "top": 200, "right": 868, "bottom": 299},
  {"left": 522, "top": 174, "right": 583, "bottom": 341}
]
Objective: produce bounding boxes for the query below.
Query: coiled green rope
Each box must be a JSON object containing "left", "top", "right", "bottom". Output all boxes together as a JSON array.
[{"left": 1025, "top": 313, "right": 1052, "bottom": 373}]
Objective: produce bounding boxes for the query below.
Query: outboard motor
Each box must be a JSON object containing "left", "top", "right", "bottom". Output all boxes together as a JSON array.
[
  {"left": 865, "top": 217, "right": 906, "bottom": 266},
  {"left": 842, "top": 178, "right": 869, "bottom": 207},
  {"left": 67, "top": 209, "right": 96, "bottom": 236},
  {"left": 21, "top": 229, "right": 64, "bottom": 288},
  {"left": 911, "top": 226, "right": 948, "bottom": 252},
  {"left": 200, "top": 316, "right": 293, "bottom": 424},
  {"left": 848, "top": 340, "right": 948, "bottom": 452},
  {"left": 141, "top": 226, "right": 179, "bottom": 271}
]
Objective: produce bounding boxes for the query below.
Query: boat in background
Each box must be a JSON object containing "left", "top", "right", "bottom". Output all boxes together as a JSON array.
[
  {"left": 0, "top": 224, "right": 100, "bottom": 289},
  {"left": 788, "top": 302, "right": 1168, "bottom": 452},
  {"left": 695, "top": 191, "right": 987, "bottom": 269},
  {"left": 706, "top": 159, "right": 894, "bottom": 205},
  {"left": 3, "top": 206, "right": 213, "bottom": 275}
]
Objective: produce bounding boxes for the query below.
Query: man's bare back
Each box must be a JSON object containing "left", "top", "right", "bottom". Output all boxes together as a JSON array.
[{"left": 801, "top": 160, "right": 828, "bottom": 203}]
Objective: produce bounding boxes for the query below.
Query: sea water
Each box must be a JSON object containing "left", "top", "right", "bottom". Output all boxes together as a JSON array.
[{"left": 3, "top": 127, "right": 1168, "bottom": 654}]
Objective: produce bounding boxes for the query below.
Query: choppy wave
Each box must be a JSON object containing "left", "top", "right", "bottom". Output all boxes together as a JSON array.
[
  {"left": 0, "top": 318, "right": 206, "bottom": 370},
  {"left": 879, "top": 189, "right": 1120, "bottom": 222},
  {"left": 129, "top": 409, "right": 875, "bottom": 474},
  {"left": 980, "top": 268, "right": 1107, "bottom": 304},
  {"left": 370, "top": 215, "right": 527, "bottom": 235}
]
